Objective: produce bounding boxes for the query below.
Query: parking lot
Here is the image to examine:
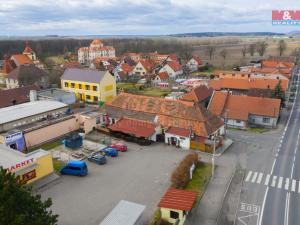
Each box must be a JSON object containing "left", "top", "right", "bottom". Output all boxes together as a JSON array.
[{"left": 40, "top": 138, "right": 189, "bottom": 225}]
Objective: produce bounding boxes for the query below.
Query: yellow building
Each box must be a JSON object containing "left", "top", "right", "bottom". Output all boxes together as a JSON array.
[
  {"left": 158, "top": 189, "right": 198, "bottom": 225},
  {"left": 61, "top": 68, "right": 116, "bottom": 103},
  {"left": 0, "top": 144, "right": 54, "bottom": 185}
]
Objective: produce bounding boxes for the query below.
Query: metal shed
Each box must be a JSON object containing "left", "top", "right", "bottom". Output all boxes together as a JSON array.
[{"left": 99, "top": 200, "right": 146, "bottom": 225}]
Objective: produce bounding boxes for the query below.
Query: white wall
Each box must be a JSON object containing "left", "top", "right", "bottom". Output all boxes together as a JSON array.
[
  {"left": 226, "top": 119, "right": 246, "bottom": 129},
  {"left": 165, "top": 133, "right": 190, "bottom": 149}
]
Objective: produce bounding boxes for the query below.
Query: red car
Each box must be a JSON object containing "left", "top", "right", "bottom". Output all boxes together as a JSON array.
[{"left": 110, "top": 143, "right": 128, "bottom": 152}]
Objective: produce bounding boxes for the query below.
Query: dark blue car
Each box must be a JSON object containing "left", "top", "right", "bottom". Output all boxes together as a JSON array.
[
  {"left": 88, "top": 152, "right": 107, "bottom": 165},
  {"left": 101, "top": 147, "right": 118, "bottom": 157},
  {"left": 60, "top": 161, "right": 88, "bottom": 176}
]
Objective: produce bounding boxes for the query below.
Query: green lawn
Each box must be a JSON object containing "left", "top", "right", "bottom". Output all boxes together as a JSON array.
[
  {"left": 117, "top": 83, "right": 172, "bottom": 97},
  {"left": 185, "top": 162, "right": 212, "bottom": 205},
  {"left": 45, "top": 55, "right": 65, "bottom": 65},
  {"left": 246, "top": 127, "right": 271, "bottom": 133},
  {"left": 40, "top": 140, "right": 62, "bottom": 150},
  {"left": 53, "top": 159, "right": 65, "bottom": 172}
]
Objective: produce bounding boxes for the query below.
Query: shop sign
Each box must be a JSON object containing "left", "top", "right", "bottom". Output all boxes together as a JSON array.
[{"left": 7, "top": 158, "right": 35, "bottom": 172}]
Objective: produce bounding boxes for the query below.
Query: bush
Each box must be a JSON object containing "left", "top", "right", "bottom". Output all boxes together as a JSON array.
[{"left": 171, "top": 153, "right": 199, "bottom": 189}]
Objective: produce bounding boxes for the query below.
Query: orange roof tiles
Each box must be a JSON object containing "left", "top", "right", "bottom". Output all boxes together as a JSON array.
[
  {"left": 158, "top": 189, "right": 198, "bottom": 211},
  {"left": 91, "top": 39, "right": 102, "bottom": 45},
  {"left": 208, "top": 91, "right": 281, "bottom": 121},
  {"left": 166, "top": 127, "right": 190, "bottom": 137},
  {"left": 167, "top": 61, "right": 182, "bottom": 72},
  {"left": 262, "top": 60, "right": 294, "bottom": 69},
  {"left": 208, "top": 78, "right": 288, "bottom": 92},
  {"left": 121, "top": 63, "right": 134, "bottom": 73},
  {"left": 181, "top": 85, "right": 213, "bottom": 102},
  {"left": 106, "top": 93, "right": 224, "bottom": 137},
  {"left": 139, "top": 59, "right": 157, "bottom": 72},
  {"left": 108, "top": 117, "right": 156, "bottom": 138},
  {"left": 158, "top": 72, "right": 169, "bottom": 80},
  {"left": 11, "top": 54, "right": 33, "bottom": 66}
]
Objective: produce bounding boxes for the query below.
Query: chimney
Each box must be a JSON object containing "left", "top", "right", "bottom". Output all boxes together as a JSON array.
[{"left": 29, "top": 90, "right": 37, "bottom": 102}]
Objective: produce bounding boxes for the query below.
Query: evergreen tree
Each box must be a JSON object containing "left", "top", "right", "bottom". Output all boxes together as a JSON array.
[
  {"left": 272, "top": 80, "right": 285, "bottom": 103},
  {"left": 0, "top": 168, "right": 58, "bottom": 225}
]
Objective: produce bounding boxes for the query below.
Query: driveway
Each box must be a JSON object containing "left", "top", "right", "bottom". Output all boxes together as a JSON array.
[{"left": 40, "top": 140, "right": 188, "bottom": 225}]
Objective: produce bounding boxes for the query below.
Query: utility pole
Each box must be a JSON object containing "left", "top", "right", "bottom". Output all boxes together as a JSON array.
[{"left": 212, "top": 133, "right": 216, "bottom": 178}]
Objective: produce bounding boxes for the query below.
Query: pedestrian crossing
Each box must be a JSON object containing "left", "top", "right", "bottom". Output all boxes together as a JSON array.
[{"left": 245, "top": 170, "right": 300, "bottom": 194}]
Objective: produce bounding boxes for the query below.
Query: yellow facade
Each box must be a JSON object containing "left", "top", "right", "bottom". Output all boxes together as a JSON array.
[
  {"left": 160, "top": 207, "right": 187, "bottom": 225},
  {"left": 61, "top": 71, "right": 116, "bottom": 103},
  {"left": 25, "top": 153, "right": 54, "bottom": 184}
]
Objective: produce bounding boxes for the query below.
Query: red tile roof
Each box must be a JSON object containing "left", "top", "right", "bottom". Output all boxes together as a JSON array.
[
  {"left": 91, "top": 39, "right": 102, "bottom": 45},
  {"left": 158, "top": 189, "right": 198, "bottom": 211},
  {"left": 208, "top": 78, "right": 288, "bottom": 92},
  {"left": 262, "top": 60, "right": 294, "bottom": 69},
  {"left": 139, "top": 59, "right": 157, "bottom": 72},
  {"left": 167, "top": 61, "right": 182, "bottom": 72},
  {"left": 108, "top": 117, "right": 156, "bottom": 138},
  {"left": 158, "top": 72, "right": 169, "bottom": 80},
  {"left": 106, "top": 93, "right": 224, "bottom": 137},
  {"left": 208, "top": 91, "right": 281, "bottom": 120},
  {"left": 121, "top": 63, "right": 134, "bottom": 73},
  {"left": 181, "top": 85, "right": 213, "bottom": 102},
  {"left": 190, "top": 55, "right": 203, "bottom": 65},
  {"left": 166, "top": 127, "right": 190, "bottom": 137}
]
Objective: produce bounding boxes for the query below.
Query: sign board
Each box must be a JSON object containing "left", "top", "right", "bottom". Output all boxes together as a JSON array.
[
  {"left": 5, "top": 132, "right": 25, "bottom": 152},
  {"left": 6, "top": 158, "right": 35, "bottom": 172}
]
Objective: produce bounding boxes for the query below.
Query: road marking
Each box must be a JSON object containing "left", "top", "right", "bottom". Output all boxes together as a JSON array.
[
  {"left": 285, "top": 178, "right": 290, "bottom": 190},
  {"left": 278, "top": 177, "right": 283, "bottom": 189},
  {"left": 265, "top": 174, "right": 270, "bottom": 186},
  {"left": 257, "top": 173, "right": 263, "bottom": 184},
  {"left": 271, "top": 176, "right": 277, "bottom": 187},
  {"left": 298, "top": 181, "right": 300, "bottom": 193},
  {"left": 251, "top": 172, "right": 258, "bottom": 183},
  {"left": 292, "top": 179, "right": 296, "bottom": 192},
  {"left": 245, "top": 171, "right": 253, "bottom": 182}
]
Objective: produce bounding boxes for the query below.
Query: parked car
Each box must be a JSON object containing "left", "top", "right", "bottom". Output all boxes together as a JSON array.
[
  {"left": 88, "top": 152, "right": 107, "bottom": 165},
  {"left": 101, "top": 147, "right": 118, "bottom": 157},
  {"left": 60, "top": 161, "right": 88, "bottom": 176},
  {"left": 110, "top": 143, "right": 127, "bottom": 152}
]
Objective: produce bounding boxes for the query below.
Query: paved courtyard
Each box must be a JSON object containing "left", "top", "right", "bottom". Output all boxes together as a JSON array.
[{"left": 40, "top": 140, "right": 189, "bottom": 225}]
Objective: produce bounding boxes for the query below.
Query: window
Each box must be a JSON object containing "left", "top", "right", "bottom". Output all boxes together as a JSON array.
[
  {"left": 94, "top": 96, "right": 98, "bottom": 102},
  {"left": 236, "top": 120, "right": 241, "bottom": 123},
  {"left": 105, "top": 84, "right": 113, "bottom": 91},
  {"left": 170, "top": 211, "right": 179, "bottom": 219},
  {"left": 86, "top": 95, "right": 91, "bottom": 100},
  {"left": 263, "top": 117, "right": 270, "bottom": 123},
  {"left": 93, "top": 86, "right": 97, "bottom": 91},
  {"left": 86, "top": 85, "right": 90, "bottom": 90},
  {"left": 71, "top": 83, "right": 75, "bottom": 88},
  {"left": 64, "top": 82, "right": 69, "bottom": 87},
  {"left": 79, "top": 84, "right": 82, "bottom": 89}
]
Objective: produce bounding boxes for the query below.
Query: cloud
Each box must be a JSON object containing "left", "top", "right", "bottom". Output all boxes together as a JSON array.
[{"left": 0, "top": 0, "right": 299, "bottom": 35}]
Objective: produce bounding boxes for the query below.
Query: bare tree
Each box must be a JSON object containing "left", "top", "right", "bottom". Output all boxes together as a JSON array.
[
  {"left": 206, "top": 46, "right": 216, "bottom": 60},
  {"left": 219, "top": 49, "right": 228, "bottom": 67},
  {"left": 256, "top": 41, "right": 268, "bottom": 57},
  {"left": 248, "top": 43, "right": 256, "bottom": 57},
  {"left": 241, "top": 45, "right": 247, "bottom": 57},
  {"left": 278, "top": 39, "right": 287, "bottom": 56}
]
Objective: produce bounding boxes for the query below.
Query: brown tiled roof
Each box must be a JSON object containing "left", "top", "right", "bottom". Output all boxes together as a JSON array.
[
  {"left": 166, "top": 127, "right": 190, "bottom": 137},
  {"left": 106, "top": 93, "right": 223, "bottom": 137},
  {"left": 158, "top": 188, "right": 198, "bottom": 211},
  {"left": 190, "top": 55, "right": 203, "bottom": 65},
  {"left": 208, "top": 78, "right": 288, "bottom": 92},
  {"left": 208, "top": 91, "right": 281, "bottom": 121},
  {"left": 139, "top": 59, "right": 157, "bottom": 72},
  {"left": 108, "top": 117, "right": 156, "bottom": 138},
  {"left": 262, "top": 60, "right": 294, "bottom": 69},
  {"left": 181, "top": 85, "right": 213, "bottom": 102},
  {"left": 0, "top": 85, "right": 40, "bottom": 108},
  {"left": 8, "top": 64, "right": 47, "bottom": 81},
  {"left": 158, "top": 72, "right": 169, "bottom": 80},
  {"left": 11, "top": 54, "right": 33, "bottom": 66},
  {"left": 121, "top": 63, "right": 134, "bottom": 73}
]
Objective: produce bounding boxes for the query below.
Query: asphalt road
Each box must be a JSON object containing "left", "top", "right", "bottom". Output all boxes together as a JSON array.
[{"left": 235, "top": 66, "right": 300, "bottom": 225}]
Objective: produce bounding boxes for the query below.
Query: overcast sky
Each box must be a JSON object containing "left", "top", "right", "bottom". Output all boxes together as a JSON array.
[{"left": 1, "top": 0, "right": 300, "bottom": 36}]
